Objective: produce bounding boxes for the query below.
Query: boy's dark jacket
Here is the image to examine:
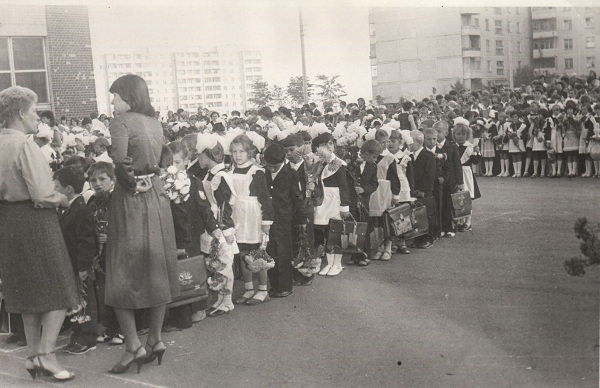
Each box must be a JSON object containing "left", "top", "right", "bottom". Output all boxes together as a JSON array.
[{"left": 59, "top": 196, "right": 96, "bottom": 274}]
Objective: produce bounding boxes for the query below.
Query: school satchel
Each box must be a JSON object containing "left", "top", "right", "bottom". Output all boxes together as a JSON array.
[
  {"left": 167, "top": 255, "right": 209, "bottom": 309},
  {"left": 415, "top": 197, "right": 438, "bottom": 230},
  {"left": 383, "top": 204, "right": 413, "bottom": 238},
  {"left": 450, "top": 190, "right": 472, "bottom": 220},
  {"left": 326, "top": 217, "right": 368, "bottom": 254},
  {"left": 404, "top": 203, "right": 429, "bottom": 239}
]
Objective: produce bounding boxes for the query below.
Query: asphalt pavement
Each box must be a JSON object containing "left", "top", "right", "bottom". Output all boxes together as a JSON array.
[{"left": 0, "top": 177, "right": 598, "bottom": 387}]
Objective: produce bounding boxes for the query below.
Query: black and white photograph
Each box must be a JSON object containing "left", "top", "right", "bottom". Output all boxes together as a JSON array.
[{"left": 0, "top": 0, "right": 598, "bottom": 386}]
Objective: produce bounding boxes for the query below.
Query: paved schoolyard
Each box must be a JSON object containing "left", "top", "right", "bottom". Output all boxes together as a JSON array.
[{"left": 0, "top": 177, "right": 598, "bottom": 387}]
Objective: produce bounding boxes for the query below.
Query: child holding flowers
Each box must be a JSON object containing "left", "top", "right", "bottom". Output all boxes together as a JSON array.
[
  {"left": 196, "top": 134, "right": 237, "bottom": 317},
  {"left": 312, "top": 132, "right": 351, "bottom": 276},
  {"left": 228, "top": 134, "right": 274, "bottom": 305},
  {"left": 453, "top": 124, "right": 481, "bottom": 232}
]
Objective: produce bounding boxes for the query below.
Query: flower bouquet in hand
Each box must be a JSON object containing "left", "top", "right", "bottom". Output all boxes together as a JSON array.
[
  {"left": 67, "top": 280, "right": 91, "bottom": 324},
  {"left": 207, "top": 272, "right": 231, "bottom": 295},
  {"left": 161, "top": 166, "right": 191, "bottom": 204},
  {"left": 244, "top": 233, "right": 275, "bottom": 273},
  {"left": 205, "top": 238, "right": 226, "bottom": 273},
  {"left": 294, "top": 226, "right": 322, "bottom": 277}
]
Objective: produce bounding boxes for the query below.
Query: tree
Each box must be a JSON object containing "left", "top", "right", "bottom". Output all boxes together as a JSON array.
[
  {"left": 450, "top": 79, "right": 466, "bottom": 93},
  {"left": 514, "top": 65, "right": 536, "bottom": 89},
  {"left": 315, "top": 74, "right": 347, "bottom": 106},
  {"left": 271, "top": 84, "right": 290, "bottom": 107},
  {"left": 248, "top": 79, "right": 273, "bottom": 108},
  {"left": 374, "top": 95, "right": 386, "bottom": 106},
  {"left": 286, "top": 76, "right": 313, "bottom": 107}
]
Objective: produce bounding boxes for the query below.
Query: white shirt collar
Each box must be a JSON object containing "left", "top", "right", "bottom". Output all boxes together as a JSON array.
[
  {"left": 412, "top": 147, "right": 424, "bottom": 159},
  {"left": 270, "top": 163, "right": 285, "bottom": 178},
  {"left": 235, "top": 160, "right": 254, "bottom": 169},
  {"left": 438, "top": 139, "right": 446, "bottom": 148},
  {"left": 209, "top": 163, "right": 225, "bottom": 175},
  {"left": 290, "top": 159, "right": 304, "bottom": 171},
  {"left": 380, "top": 149, "right": 390, "bottom": 157}
]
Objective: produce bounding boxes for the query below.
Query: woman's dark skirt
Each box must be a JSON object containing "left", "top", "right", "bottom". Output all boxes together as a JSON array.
[{"left": 0, "top": 201, "right": 79, "bottom": 314}]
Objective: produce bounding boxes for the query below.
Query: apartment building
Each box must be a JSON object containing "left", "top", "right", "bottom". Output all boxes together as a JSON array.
[
  {"left": 99, "top": 46, "right": 263, "bottom": 116},
  {"left": 0, "top": 4, "right": 97, "bottom": 117},
  {"left": 531, "top": 7, "right": 600, "bottom": 76},
  {"left": 369, "top": 7, "right": 532, "bottom": 100}
]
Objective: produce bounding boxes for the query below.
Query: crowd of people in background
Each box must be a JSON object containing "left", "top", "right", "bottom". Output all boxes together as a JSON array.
[{"left": 1, "top": 69, "right": 599, "bottom": 380}]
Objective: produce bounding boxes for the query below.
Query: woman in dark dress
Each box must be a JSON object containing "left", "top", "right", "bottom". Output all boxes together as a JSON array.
[
  {"left": 105, "top": 75, "right": 179, "bottom": 373},
  {"left": 0, "top": 86, "right": 78, "bottom": 381}
]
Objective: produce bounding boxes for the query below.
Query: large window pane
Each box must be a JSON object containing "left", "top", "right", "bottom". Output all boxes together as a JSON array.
[
  {"left": 15, "top": 72, "right": 48, "bottom": 103},
  {"left": 12, "top": 38, "right": 45, "bottom": 70},
  {"left": 0, "top": 73, "right": 11, "bottom": 91},
  {"left": 0, "top": 38, "right": 9, "bottom": 71}
]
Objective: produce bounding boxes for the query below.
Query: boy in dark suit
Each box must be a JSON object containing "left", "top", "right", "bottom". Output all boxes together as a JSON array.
[
  {"left": 433, "top": 121, "right": 464, "bottom": 237},
  {"left": 280, "top": 134, "right": 316, "bottom": 286},
  {"left": 264, "top": 143, "right": 305, "bottom": 297},
  {"left": 408, "top": 130, "right": 436, "bottom": 248},
  {"left": 346, "top": 140, "right": 380, "bottom": 265},
  {"left": 53, "top": 166, "right": 97, "bottom": 355},
  {"left": 423, "top": 127, "right": 448, "bottom": 242}
]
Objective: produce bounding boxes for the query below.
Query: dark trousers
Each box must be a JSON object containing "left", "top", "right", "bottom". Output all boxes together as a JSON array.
[
  {"left": 441, "top": 185, "right": 456, "bottom": 233},
  {"left": 293, "top": 213, "right": 315, "bottom": 282},
  {"left": 96, "top": 271, "right": 120, "bottom": 335},
  {"left": 267, "top": 221, "right": 294, "bottom": 293},
  {"left": 431, "top": 188, "right": 442, "bottom": 238},
  {"left": 70, "top": 278, "right": 98, "bottom": 347}
]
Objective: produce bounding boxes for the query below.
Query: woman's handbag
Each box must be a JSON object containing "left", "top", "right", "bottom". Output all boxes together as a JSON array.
[
  {"left": 383, "top": 204, "right": 413, "bottom": 238},
  {"left": 167, "top": 255, "right": 209, "bottom": 309},
  {"left": 450, "top": 190, "right": 472, "bottom": 220},
  {"left": 326, "top": 215, "right": 368, "bottom": 254}
]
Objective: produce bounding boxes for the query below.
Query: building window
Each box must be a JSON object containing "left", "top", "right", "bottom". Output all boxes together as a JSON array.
[
  {"left": 587, "top": 56, "right": 596, "bottom": 68},
  {"left": 535, "top": 39, "right": 555, "bottom": 50},
  {"left": 370, "top": 43, "right": 376, "bottom": 58},
  {"left": 587, "top": 36, "right": 596, "bottom": 48},
  {"left": 516, "top": 7, "right": 520, "bottom": 14},
  {"left": 486, "top": 40, "right": 490, "bottom": 52},
  {"left": 564, "top": 19, "right": 572, "bottom": 30},
  {"left": 507, "top": 21, "right": 511, "bottom": 33},
  {"left": 564, "top": 58, "right": 573, "bottom": 69},
  {"left": 518, "top": 60, "right": 522, "bottom": 68},
  {"left": 564, "top": 39, "right": 573, "bottom": 49},
  {"left": 474, "top": 17, "right": 479, "bottom": 27},
  {"left": 485, "top": 19, "right": 489, "bottom": 31},
  {"left": 495, "top": 40, "right": 504, "bottom": 55},
  {"left": 517, "top": 22, "right": 521, "bottom": 33},
  {"left": 0, "top": 37, "right": 49, "bottom": 104},
  {"left": 517, "top": 41, "right": 522, "bottom": 52},
  {"left": 371, "top": 65, "right": 377, "bottom": 77},
  {"left": 487, "top": 60, "right": 492, "bottom": 72},
  {"left": 495, "top": 20, "right": 503, "bottom": 34},
  {"left": 586, "top": 17, "right": 595, "bottom": 28},
  {"left": 494, "top": 7, "right": 502, "bottom": 14},
  {"left": 369, "top": 23, "right": 376, "bottom": 37},
  {"left": 496, "top": 61, "right": 504, "bottom": 75}
]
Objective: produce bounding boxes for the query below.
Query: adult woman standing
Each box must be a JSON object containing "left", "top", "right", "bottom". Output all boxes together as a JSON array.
[
  {"left": 105, "top": 74, "right": 179, "bottom": 373},
  {"left": 0, "top": 86, "right": 78, "bottom": 381}
]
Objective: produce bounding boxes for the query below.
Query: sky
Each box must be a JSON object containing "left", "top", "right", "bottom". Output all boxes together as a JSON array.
[{"left": 86, "top": 0, "right": 374, "bottom": 109}]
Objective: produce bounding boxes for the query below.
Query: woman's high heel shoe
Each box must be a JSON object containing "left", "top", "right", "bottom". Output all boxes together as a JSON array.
[
  {"left": 25, "top": 355, "right": 37, "bottom": 379},
  {"left": 35, "top": 351, "right": 75, "bottom": 381},
  {"left": 108, "top": 345, "right": 146, "bottom": 374},
  {"left": 143, "top": 341, "right": 166, "bottom": 365}
]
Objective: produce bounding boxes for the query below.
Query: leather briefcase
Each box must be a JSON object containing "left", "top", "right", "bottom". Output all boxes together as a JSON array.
[
  {"left": 167, "top": 255, "right": 209, "bottom": 309},
  {"left": 383, "top": 204, "right": 413, "bottom": 238},
  {"left": 404, "top": 203, "right": 429, "bottom": 239},
  {"left": 326, "top": 217, "right": 368, "bottom": 254},
  {"left": 450, "top": 190, "right": 472, "bottom": 220}
]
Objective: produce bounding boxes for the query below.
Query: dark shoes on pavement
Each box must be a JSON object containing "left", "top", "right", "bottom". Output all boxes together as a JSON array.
[
  {"left": 63, "top": 342, "right": 96, "bottom": 355},
  {"left": 269, "top": 290, "right": 293, "bottom": 298}
]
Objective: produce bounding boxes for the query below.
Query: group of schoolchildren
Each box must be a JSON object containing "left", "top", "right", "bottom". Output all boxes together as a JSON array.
[{"left": 5, "top": 69, "right": 599, "bottom": 356}]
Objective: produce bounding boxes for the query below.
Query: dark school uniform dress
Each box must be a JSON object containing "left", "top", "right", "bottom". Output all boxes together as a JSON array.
[{"left": 440, "top": 139, "right": 463, "bottom": 233}]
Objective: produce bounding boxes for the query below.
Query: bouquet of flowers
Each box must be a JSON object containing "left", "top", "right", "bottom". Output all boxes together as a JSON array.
[
  {"left": 207, "top": 272, "right": 231, "bottom": 294},
  {"left": 244, "top": 233, "right": 275, "bottom": 273},
  {"left": 294, "top": 226, "right": 322, "bottom": 277},
  {"left": 66, "top": 279, "right": 91, "bottom": 324},
  {"left": 162, "top": 166, "right": 191, "bottom": 204},
  {"left": 564, "top": 218, "right": 600, "bottom": 277},
  {"left": 204, "top": 238, "right": 226, "bottom": 273}
]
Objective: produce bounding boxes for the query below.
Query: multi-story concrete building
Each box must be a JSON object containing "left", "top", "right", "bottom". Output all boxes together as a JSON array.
[
  {"left": 98, "top": 46, "right": 263, "bottom": 116},
  {"left": 369, "top": 7, "right": 533, "bottom": 100},
  {"left": 531, "top": 6, "right": 600, "bottom": 76},
  {"left": 0, "top": 4, "right": 97, "bottom": 117}
]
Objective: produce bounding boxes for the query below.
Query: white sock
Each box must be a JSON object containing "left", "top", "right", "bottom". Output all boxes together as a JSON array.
[
  {"left": 254, "top": 285, "right": 268, "bottom": 301},
  {"left": 243, "top": 282, "right": 254, "bottom": 299}
]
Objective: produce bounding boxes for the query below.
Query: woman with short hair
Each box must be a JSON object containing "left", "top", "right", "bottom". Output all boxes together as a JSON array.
[{"left": 0, "top": 86, "right": 78, "bottom": 381}]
